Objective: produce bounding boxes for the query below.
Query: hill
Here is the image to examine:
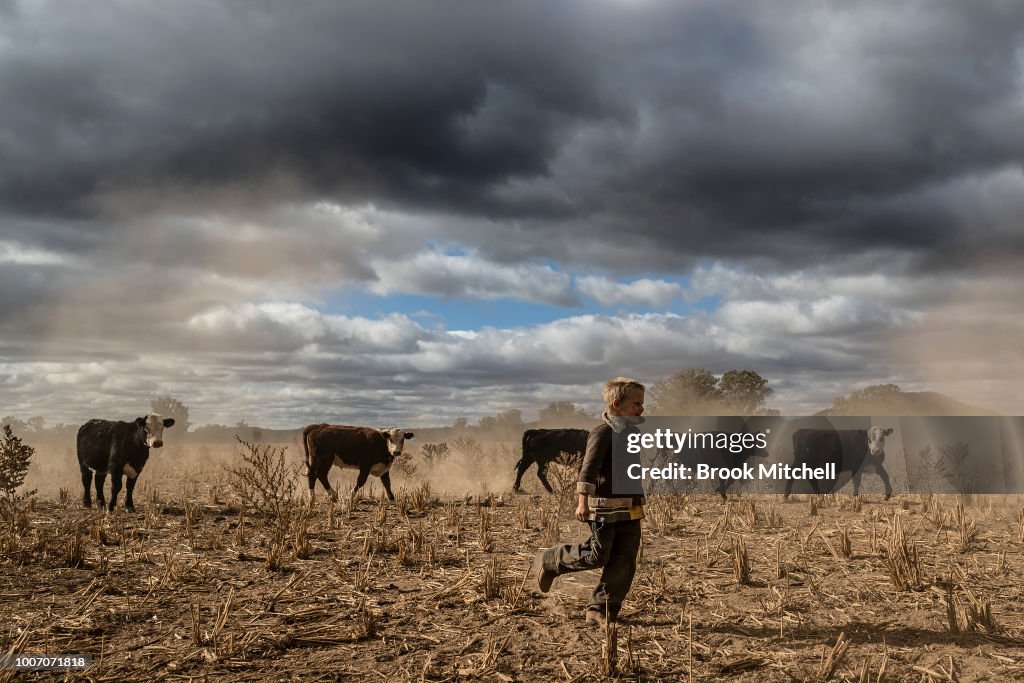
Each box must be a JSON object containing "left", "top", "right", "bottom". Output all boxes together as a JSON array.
[{"left": 814, "top": 390, "right": 1000, "bottom": 416}]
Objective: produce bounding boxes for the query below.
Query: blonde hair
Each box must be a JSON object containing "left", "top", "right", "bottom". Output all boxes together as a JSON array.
[{"left": 603, "top": 376, "right": 645, "bottom": 410}]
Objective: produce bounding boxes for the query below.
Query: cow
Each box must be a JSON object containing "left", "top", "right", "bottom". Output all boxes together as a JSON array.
[
  {"left": 657, "top": 419, "right": 770, "bottom": 501},
  {"left": 514, "top": 428, "right": 589, "bottom": 494},
  {"left": 302, "top": 424, "right": 414, "bottom": 501},
  {"left": 784, "top": 426, "right": 895, "bottom": 500},
  {"left": 77, "top": 414, "right": 176, "bottom": 512}
]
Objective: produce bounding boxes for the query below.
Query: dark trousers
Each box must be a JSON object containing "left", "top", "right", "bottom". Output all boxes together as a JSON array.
[{"left": 541, "top": 518, "right": 641, "bottom": 618}]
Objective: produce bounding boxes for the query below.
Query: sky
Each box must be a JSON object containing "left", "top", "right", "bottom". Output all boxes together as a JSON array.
[{"left": 1, "top": 0, "right": 1023, "bottom": 429}]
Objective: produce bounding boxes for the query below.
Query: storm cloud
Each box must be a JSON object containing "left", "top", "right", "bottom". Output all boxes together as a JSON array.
[{"left": 1, "top": 0, "right": 1023, "bottom": 426}]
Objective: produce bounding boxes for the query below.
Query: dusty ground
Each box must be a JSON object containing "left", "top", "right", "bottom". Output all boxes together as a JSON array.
[{"left": 2, "top": 442, "right": 1024, "bottom": 682}]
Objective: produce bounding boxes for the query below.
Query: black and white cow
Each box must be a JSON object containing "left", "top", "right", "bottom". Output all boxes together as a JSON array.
[
  {"left": 514, "top": 428, "right": 589, "bottom": 494},
  {"left": 784, "top": 426, "right": 895, "bottom": 499},
  {"left": 77, "top": 414, "right": 175, "bottom": 512},
  {"left": 302, "top": 424, "right": 414, "bottom": 501}
]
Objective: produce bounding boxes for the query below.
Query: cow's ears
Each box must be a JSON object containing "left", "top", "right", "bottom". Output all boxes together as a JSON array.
[
  {"left": 135, "top": 417, "right": 147, "bottom": 426},
  {"left": 404, "top": 432, "right": 414, "bottom": 440},
  {"left": 883, "top": 428, "right": 894, "bottom": 436},
  {"left": 163, "top": 418, "right": 176, "bottom": 428}
]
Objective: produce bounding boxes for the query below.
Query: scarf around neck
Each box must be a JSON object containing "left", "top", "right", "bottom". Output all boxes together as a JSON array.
[{"left": 603, "top": 412, "right": 645, "bottom": 433}]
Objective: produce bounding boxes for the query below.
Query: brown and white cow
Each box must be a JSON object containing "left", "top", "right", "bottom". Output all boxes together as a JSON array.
[{"left": 302, "top": 424, "right": 414, "bottom": 501}]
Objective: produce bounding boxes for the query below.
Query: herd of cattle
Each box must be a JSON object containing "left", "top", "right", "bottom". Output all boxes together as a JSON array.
[
  {"left": 76, "top": 416, "right": 416, "bottom": 511},
  {"left": 75, "top": 416, "right": 896, "bottom": 512}
]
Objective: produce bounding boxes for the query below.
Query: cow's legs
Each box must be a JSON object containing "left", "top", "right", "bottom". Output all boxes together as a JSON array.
[
  {"left": 93, "top": 472, "right": 107, "bottom": 510},
  {"left": 875, "top": 464, "right": 893, "bottom": 500},
  {"left": 108, "top": 472, "right": 123, "bottom": 512},
  {"left": 353, "top": 464, "right": 373, "bottom": 499},
  {"left": 380, "top": 472, "right": 396, "bottom": 501},
  {"left": 536, "top": 462, "right": 555, "bottom": 494},
  {"left": 852, "top": 469, "right": 863, "bottom": 496},
  {"left": 80, "top": 465, "right": 94, "bottom": 508},
  {"left": 307, "top": 464, "right": 335, "bottom": 503},
  {"left": 307, "top": 468, "right": 318, "bottom": 501},
  {"left": 124, "top": 476, "right": 138, "bottom": 511},
  {"left": 513, "top": 458, "right": 531, "bottom": 492},
  {"left": 783, "top": 474, "right": 794, "bottom": 500}
]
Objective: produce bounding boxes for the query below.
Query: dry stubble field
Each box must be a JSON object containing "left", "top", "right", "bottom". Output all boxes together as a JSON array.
[{"left": 3, "top": 440, "right": 1024, "bottom": 682}]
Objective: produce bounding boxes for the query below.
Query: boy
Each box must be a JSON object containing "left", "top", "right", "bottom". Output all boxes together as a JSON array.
[{"left": 534, "top": 377, "right": 646, "bottom": 627}]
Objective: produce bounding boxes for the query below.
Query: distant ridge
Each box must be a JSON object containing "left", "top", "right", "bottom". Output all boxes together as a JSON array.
[{"left": 814, "top": 390, "right": 1000, "bottom": 417}]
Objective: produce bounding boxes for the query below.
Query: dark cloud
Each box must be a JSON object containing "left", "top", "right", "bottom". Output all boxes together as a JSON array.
[
  {"left": 2, "top": 1, "right": 1024, "bottom": 424},
  {"left": 0, "top": 1, "right": 617, "bottom": 219},
  {"left": 0, "top": 1, "right": 1018, "bottom": 271}
]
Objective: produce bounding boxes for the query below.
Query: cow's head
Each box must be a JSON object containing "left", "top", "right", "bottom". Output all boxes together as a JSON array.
[
  {"left": 867, "top": 426, "right": 894, "bottom": 456},
  {"left": 135, "top": 413, "right": 176, "bottom": 449},
  {"left": 381, "top": 428, "right": 414, "bottom": 456}
]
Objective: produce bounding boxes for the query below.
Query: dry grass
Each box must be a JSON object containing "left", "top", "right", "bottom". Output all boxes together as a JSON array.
[
  {"left": 732, "top": 535, "right": 751, "bottom": 585},
  {"left": 883, "top": 513, "right": 924, "bottom": 591},
  {"left": 1, "top": 443, "right": 1024, "bottom": 681}
]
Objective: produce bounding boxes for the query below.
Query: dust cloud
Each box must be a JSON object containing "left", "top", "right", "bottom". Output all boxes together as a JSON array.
[{"left": 895, "top": 260, "right": 1024, "bottom": 417}]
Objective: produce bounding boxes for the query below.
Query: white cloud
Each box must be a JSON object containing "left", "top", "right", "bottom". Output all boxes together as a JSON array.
[
  {"left": 185, "top": 303, "right": 431, "bottom": 354},
  {"left": 0, "top": 241, "right": 70, "bottom": 266},
  {"left": 687, "top": 261, "right": 947, "bottom": 307},
  {"left": 368, "top": 250, "right": 580, "bottom": 306},
  {"left": 717, "top": 296, "right": 911, "bottom": 337},
  {"left": 576, "top": 275, "right": 684, "bottom": 306}
]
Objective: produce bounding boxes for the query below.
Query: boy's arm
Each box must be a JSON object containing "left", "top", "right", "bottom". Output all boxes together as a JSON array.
[
  {"left": 575, "top": 425, "right": 609, "bottom": 496},
  {"left": 576, "top": 426, "right": 610, "bottom": 520}
]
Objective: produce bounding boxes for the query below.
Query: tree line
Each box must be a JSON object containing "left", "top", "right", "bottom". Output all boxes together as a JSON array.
[{"left": 3, "top": 379, "right": 920, "bottom": 441}]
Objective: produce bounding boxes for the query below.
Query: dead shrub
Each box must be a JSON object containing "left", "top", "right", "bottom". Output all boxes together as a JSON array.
[
  {"left": 451, "top": 436, "right": 481, "bottom": 459},
  {"left": 420, "top": 442, "right": 451, "bottom": 466},
  {"left": 390, "top": 450, "right": 418, "bottom": 480},
  {"left": 223, "top": 436, "right": 298, "bottom": 517}
]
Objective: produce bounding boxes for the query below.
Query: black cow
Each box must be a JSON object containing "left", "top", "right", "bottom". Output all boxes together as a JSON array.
[
  {"left": 302, "top": 424, "right": 414, "bottom": 501},
  {"left": 784, "top": 426, "right": 895, "bottom": 499},
  {"left": 514, "top": 428, "right": 589, "bottom": 494},
  {"left": 77, "top": 414, "right": 175, "bottom": 512}
]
